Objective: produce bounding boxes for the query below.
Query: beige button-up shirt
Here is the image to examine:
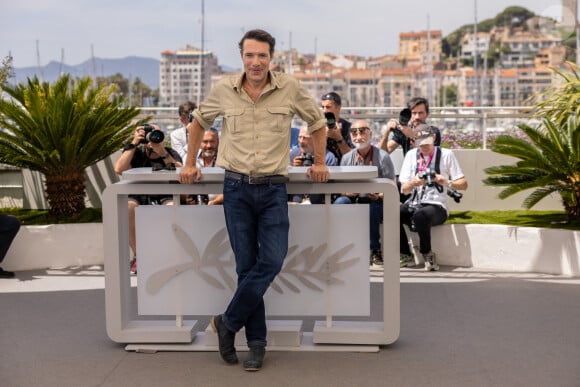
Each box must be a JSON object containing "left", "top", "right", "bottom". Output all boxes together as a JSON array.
[{"left": 192, "top": 71, "right": 326, "bottom": 176}]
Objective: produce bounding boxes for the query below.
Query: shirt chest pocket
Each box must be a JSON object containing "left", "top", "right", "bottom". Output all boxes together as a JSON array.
[
  {"left": 223, "top": 108, "right": 245, "bottom": 133},
  {"left": 266, "top": 107, "right": 292, "bottom": 132}
]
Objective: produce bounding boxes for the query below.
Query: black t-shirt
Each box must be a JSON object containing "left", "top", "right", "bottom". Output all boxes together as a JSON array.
[
  {"left": 128, "top": 146, "right": 183, "bottom": 205},
  {"left": 129, "top": 146, "right": 182, "bottom": 169},
  {"left": 326, "top": 118, "right": 354, "bottom": 163}
]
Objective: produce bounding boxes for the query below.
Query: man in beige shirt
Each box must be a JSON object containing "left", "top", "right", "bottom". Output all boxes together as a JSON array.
[{"left": 179, "top": 29, "right": 328, "bottom": 371}]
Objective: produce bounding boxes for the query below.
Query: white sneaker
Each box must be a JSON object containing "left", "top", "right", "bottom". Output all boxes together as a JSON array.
[{"left": 423, "top": 252, "right": 439, "bottom": 271}]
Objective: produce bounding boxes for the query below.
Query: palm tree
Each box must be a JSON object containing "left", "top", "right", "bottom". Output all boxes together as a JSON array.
[
  {"left": 0, "top": 74, "right": 147, "bottom": 220},
  {"left": 483, "top": 63, "right": 580, "bottom": 221}
]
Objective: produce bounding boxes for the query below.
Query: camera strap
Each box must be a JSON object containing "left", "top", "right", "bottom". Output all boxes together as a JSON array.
[{"left": 412, "top": 147, "right": 444, "bottom": 200}]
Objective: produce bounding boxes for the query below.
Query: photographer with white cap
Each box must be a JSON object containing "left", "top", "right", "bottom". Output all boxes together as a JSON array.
[{"left": 398, "top": 124, "right": 468, "bottom": 271}]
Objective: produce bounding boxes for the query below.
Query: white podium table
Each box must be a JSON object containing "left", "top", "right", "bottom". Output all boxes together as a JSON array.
[{"left": 103, "top": 166, "right": 400, "bottom": 352}]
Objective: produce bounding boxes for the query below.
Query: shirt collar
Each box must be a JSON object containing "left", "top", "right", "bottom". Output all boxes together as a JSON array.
[{"left": 233, "top": 70, "right": 279, "bottom": 94}]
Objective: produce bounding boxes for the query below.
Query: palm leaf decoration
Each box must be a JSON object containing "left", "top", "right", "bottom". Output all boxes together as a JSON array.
[
  {"left": 0, "top": 74, "right": 148, "bottom": 220},
  {"left": 484, "top": 76, "right": 580, "bottom": 221}
]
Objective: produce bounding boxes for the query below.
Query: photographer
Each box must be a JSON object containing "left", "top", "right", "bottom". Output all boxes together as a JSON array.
[
  {"left": 114, "top": 123, "right": 183, "bottom": 274},
  {"left": 321, "top": 92, "right": 353, "bottom": 163},
  {"left": 289, "top": 125, "right": 337, "bottom": 204},
  {"left": 398, "top": 124, "right": 467, "bottom": 271},
  {"left": 170, "top": 100, "right": 197, "bottom": 160},
  {"left": 379, "top": 97, "right": 442, "bottom": 204},
  {"left": 334, "top": 120, "right": 396, "bottom": 267},
  {"left": 378, "top": 97, "right": 441, "bottom": 155}
]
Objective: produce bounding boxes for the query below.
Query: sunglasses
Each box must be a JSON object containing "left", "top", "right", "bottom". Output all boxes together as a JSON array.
[
  {"left": 350, "top": 127, "right": 369, "bottom": 135},
  {"left": 321, "top": 93, "right": 340, "bottom": 104}
]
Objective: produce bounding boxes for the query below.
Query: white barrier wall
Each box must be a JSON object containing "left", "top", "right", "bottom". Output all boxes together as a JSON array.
[
  {"left": 4, "top": 223, "right": 578, "bottom": 277},
  {"left": 102, "top": 167, "right": 401, "bottom": 350}
]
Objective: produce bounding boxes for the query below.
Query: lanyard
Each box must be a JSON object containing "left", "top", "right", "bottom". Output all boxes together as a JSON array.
[{"left": 417, "top": 150, "right": 434, "bottom": 173}]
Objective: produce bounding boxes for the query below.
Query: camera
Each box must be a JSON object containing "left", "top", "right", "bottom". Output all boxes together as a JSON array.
[
  {"left": 324, "top": 112, "right": 337, "bottom": 129},
  {"left": 299, "top": 153, "right": 315, "bottom": 167},
  {"left": 399, "top": 108, "right": 412, "bottom": 126},
  {"left": 447, "top": 188, "right": 463, "bottom": 203},
  {"left": 418, "top": 167, "right": 437, "bottom": 187},
  {"left": 140, "top": 124, "right": 165, "bottom": 144}
]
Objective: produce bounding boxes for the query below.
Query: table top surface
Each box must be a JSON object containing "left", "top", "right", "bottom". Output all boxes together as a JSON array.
[{"left": 121, "top": 166, "right": 379, "bottom": 183}]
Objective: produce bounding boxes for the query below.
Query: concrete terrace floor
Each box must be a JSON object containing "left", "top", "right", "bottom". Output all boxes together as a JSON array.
[{"left": 1, "top": 265, "right": 580, "bottom": 387}]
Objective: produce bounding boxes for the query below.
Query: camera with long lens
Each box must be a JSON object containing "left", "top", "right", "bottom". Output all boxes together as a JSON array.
[
  {"left": 324, "top": 112, "right": 337, "bottom": 129},
  {"left": 447, "top": 188, "right": 463, "bottom": 203},
  {"left": 140, "top": 124, "right": 165, "bottom": 144},
  {"left": 399, "top": 108, "right": 412, "bottom": 126},
  {"left": 418, "top": 167, "right": 437, "bottom": 187},
  {"left": 299, "top": 153, "right": 315, "bottom": 166}
]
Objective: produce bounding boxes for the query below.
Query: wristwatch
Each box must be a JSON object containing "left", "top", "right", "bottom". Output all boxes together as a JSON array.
[{"left": 123, "top": 143, "right": 136, "bottom": 152}]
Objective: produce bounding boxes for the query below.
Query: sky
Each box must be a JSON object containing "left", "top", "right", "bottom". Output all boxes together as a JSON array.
[{"left": 0, "top": 0, "right": 574, "bottom": 70}]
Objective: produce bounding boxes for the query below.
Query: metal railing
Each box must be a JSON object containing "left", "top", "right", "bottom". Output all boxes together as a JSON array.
[{"left": 138, "top": 106, "right": 537, "bottom": 150}]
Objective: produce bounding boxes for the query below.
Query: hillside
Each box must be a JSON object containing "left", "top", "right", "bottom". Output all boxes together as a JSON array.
[{"left": 12, "top": 56, "right": 160, "bottom": 89}]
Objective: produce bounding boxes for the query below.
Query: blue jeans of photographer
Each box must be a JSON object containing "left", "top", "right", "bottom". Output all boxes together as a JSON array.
[
  {"left": 334, "top": 195, "right": 383, "bottom": 251},
  {"left": 221, "top": 177, "right": 289, "bottom": 347}
]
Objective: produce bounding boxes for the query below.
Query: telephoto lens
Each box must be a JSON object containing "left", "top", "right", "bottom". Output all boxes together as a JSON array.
[
  {"left": 146, "top": 130, "right": 165, "bottom": 144},
  {"left": 324, "top": 112, "right": 337, "bottom": 129},
  {"left": 140, "top": 124, "right": 155, "bottom": 144},
  {"left": 399, "top": 108, "right": 412, "bottom": 126}
]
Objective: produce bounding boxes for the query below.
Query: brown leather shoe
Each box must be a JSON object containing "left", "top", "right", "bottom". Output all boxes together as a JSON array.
[
  {"left": 210, "top": 315, "right": 238, "bottom": 364},
  {"left": 243, "top": 346, "right": 266, "bottom": 371}
]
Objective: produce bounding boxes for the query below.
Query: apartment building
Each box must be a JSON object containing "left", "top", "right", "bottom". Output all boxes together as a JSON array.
[
  {"left": 460, "top": 32, "right": 491, "bottom": 60},
  {"left": 158, "top": 45, "right": 219, "bottom": 107},
  {"left": 398, "top": 30, "right": 442, "bottom": 66},
  {"left": 500, "top": 31, "right": 561, "bottom": 69}
]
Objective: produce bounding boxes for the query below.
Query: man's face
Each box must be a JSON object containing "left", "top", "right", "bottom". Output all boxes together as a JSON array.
[
  {"left": 350, "top": 122, "right": 372, "bottom": 151},
  {"left": 321, "top": 99, "right": 341, "bottom": 121},
  {"left": 241, "top": 39, "right": 271, "bottom": 84},
  {"left": 179, "top": 112, "right": 190, "bottom": 127},
  {"left": 410, "top": 103, "right": 429, "bottom": 127},
  {"left": 418, "top": 142, "right": 434, "bottom": 156},
  {"left": 201, "top": 131, "right": 218, "bottom": 158},
  {"left": 298, "top": 128, "right": 313, "bottom": 154}
]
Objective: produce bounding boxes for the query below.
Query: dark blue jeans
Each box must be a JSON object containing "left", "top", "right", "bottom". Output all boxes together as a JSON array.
[
  {"left": 0, "top": 214, "right": 21, "bottom": 263},
  {"left": 221, "top": 177, "right": 289, "bottom": 347}
]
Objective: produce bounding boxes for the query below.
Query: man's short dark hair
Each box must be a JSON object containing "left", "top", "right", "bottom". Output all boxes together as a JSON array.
[
  {"left": 321, "top": 92, "right": 342, "bottom": 106},
  {"left": 238, "top": 29, "right": 276, "bottom": 57},
  {"left": 178, "top": 101, "right": 197, "bottom": 117},
  {"left": 407, "top": 97, "right": 429, "bottom": 114}
]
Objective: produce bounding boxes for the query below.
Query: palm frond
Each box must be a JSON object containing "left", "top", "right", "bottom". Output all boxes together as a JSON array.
[{"left": 0, "top": 74, "right": 148, "bottom": 219}]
